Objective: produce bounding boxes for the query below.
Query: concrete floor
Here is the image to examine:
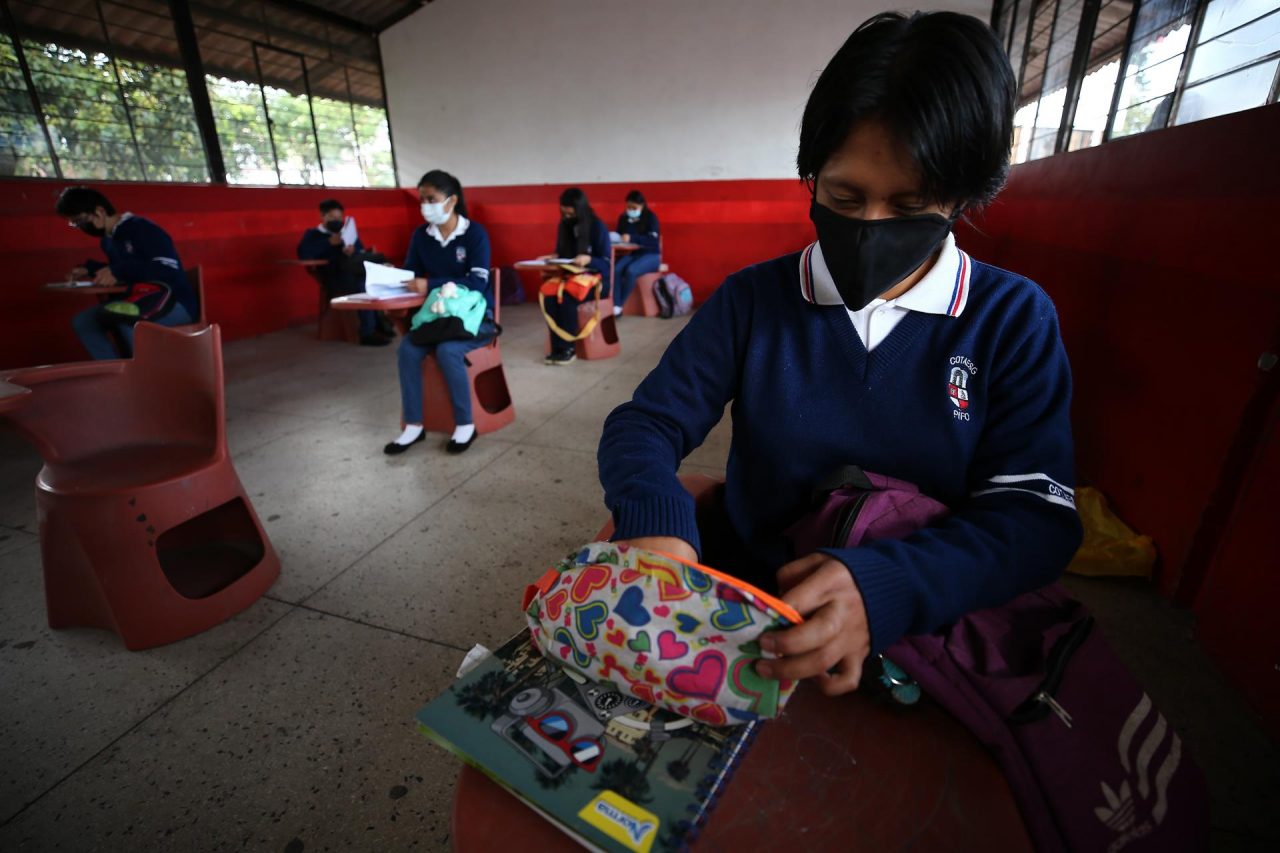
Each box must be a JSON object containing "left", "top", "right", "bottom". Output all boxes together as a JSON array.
[{"left": 1, "top": 304, "right": 1276, "bottom": 851}]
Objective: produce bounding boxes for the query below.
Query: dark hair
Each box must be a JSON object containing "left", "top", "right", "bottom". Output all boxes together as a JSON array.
[
  {"left": 622, "top": 189, "right": 656, "bottom": 232},
  {"left": 318, "top": 198, "right": 344, "bottom": 215},
  {"left": 557, "top": 186, "right": 596, "bottom": 255},
  {"left": 56, "top": 186, "right": 115, "bottom": 218},
  {"left": 797, "top": 11, "right": 1015, "bottom": 212},
  {"left": 418, "top": 169, "right": 468, "bottom": 218}
]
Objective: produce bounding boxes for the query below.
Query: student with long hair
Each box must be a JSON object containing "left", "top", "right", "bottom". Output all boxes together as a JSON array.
[
  {"left": 612, "top": 190, "right": 662, "bottom": 315},
  {"left": 385, "top": 170, "right": 494, "bottom": 455},
  {"left": 540, "top": 187, "right": 611, "bottom": 365},
  {"left": 598, "top": 12, "right": 1082, "bottom": 695}
]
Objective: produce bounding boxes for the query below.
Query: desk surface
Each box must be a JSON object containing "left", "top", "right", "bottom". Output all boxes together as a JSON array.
[
  {"left": 329, "top": 293, "right": 424, "bottom": 312},
  {"left": 0, "top": 378, "right": 31, "bottom": 413},
  {"left": 44, "top": 282, "right": 127, "bottom": 295},
  {"left": 513, "top": 260, "right": 566, "bottom": 272},
  {"left": 278, "top": 258, "right": 329, "bottom": 267},
  {"left": 451, "top": 681, "right": 1031, "bottom": 852}
]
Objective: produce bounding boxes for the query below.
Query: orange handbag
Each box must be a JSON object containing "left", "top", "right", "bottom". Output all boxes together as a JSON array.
[{"left": 539, "top": 271, "right": 603, "bottom": 342}]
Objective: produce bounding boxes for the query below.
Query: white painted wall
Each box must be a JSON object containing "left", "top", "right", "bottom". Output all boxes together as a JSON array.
[{"left": 381, "top": 0, "right": 990, "bottom": 187}]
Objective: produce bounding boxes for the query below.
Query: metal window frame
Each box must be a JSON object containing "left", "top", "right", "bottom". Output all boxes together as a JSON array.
[
  {"left": 0, "top": 0, "right": 63, "bottom": 178},
  {"left": 251, "top": 41, "right": 326, "bottom": 187},
  {"left": 1055, "top": 0, "right": 1104, "bottom": 153}
]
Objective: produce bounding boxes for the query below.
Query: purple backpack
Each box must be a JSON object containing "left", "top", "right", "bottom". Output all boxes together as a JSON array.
[{"left": 788, "top": 467, "right": 1208, "bottom": 853}]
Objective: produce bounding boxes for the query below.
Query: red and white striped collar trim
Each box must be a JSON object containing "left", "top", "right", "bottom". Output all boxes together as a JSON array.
[{"left": 798, "top": 232, "right": 972, "bottom": 317}]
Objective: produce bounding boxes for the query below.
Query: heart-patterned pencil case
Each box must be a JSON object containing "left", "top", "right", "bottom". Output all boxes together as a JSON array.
[{"left": 522, "top": 541, "right": 802, "bottom": 726}]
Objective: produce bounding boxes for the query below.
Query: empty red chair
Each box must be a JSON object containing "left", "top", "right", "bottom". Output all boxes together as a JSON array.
[
  {"left": 421, "top": 268, "right": 516, "bottom": 435},
  {"left": 543, "top": 296, "right": 622, "bottom": 360},
  {"left": 0, "top": 323, "right": 280, "bottom": 650}
]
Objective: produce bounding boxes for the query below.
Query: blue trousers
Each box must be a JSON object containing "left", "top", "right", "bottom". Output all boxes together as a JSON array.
[
  {"left": 397, "top": 322, "right": 496, "bottom": 426},
  {"left": 613, "top": 251, "right": 661, "bottom": 308},
  {"left": 72, "top": 303, "right": 195, "bottom": 360}
]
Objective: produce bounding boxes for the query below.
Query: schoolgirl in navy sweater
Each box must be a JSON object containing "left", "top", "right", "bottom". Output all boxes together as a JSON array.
[
  {"left": 540, "top": 187, "right": 611, "bottom": 365},
  {"left": 613, "top": 190, "right": 661, "bottom": 315},
  {"left": 598, "top": 12, "right": 1083, "bottom": 695},
  {"left": 385, "top": 170, "right": 494, "bottom": 455}
]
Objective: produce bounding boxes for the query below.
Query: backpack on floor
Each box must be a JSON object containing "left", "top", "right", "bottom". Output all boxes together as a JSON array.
[
  {"left": 787, "top": 466, "right": 1209, "bottom": 853},
  {"left": 653, "top": 273, "right": 693, "bottom": 318}
]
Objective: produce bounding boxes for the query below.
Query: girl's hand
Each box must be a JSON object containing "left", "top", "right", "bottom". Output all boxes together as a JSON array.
[
  {"left": 756, "top": 553, "right": 871, "bottom": 695},
  {"left": 67, "top": 266, "right": 89, "bottom": 281},
  {"left": 410, "top": 278, "right": 428, "bottom": 295},
  {"left": 94, "top": 267, "right": 118, "bottom": 286},
  {"left": 572, "top": 253, "right": 592, "bottom": 267},
  {"left": 615, "top": 536, "right": 697, "bottom": 564}
]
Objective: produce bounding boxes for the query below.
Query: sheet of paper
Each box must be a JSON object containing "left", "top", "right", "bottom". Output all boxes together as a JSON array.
[
  {"left": 341, "top": 215, "right": 359, "bottom": 248},
  {"left": 48, "top": 281, "right": 94, "bottom": 288},
  {"left": 363, "top": 261, "right": 415, "bottom": 296}
]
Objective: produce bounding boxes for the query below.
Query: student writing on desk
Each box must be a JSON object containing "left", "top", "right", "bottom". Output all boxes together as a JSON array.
[
  {"left": 597, "top": 12, "right": 1082, "bottom": 696},
  {"left": 612, "top": 189, "right": 661, "bottom": 316},
  {"left": 540, "top": 187, "right": 611, "bottom": 365},
  {"left": 296, "top": 198, "right": 391, "bottom": 347},
  {"left": 57, "top": 186, "right": 198, "bottom": 360}
]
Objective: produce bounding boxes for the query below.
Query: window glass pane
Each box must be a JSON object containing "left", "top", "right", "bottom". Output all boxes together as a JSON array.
[
  {"left": 255, "top": 46, "right": 321, "bottom": 186},
  {"left": 1199, "top": 0, "right": 1280, "bottom": 42},
  {"left": 1026, "top": 0, "right": 1089, "bottom": 161},
  {"left": 1012, "top": 0, "right": 1060, "bottom": 162},
  {"left": 206, "top": 74, "right": 276, "bottom": 184},
  {"left": 312, "top": 95, "right": 364, "bottom": 187},
  {"left": 1175, "top": 57, "right": 1278, "bottom": 122},
  {"left": 1068, "top": 0, "right": 1136, "bottom": 150},
  {"left": 1187, "top": 8, "right": 1280, "bottom": 82},
  {"left": 1133, "top": 0, "right": 1199, "bottom": 41},
  {"left": 353, "top": 105, "right": 394, "bottom": 187},
  {"left": 0, "top": 33, "right": 56, "bottom": 176},
  {"left": 22, "top": 41, "right": 142, "bottom": 180},
  {"left": 1109, "top": 17, "right": 1194, "bottom": 136}
]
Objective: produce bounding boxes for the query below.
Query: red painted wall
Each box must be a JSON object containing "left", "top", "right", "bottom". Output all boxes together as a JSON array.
[
  {"left": 0, "top": 181, "right": 421, "bottom": 369},
  {"left": 957, "top": 103, "right": 1280, "bottom": 600}
]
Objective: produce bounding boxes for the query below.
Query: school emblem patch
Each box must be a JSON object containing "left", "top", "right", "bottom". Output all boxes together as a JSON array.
[
  {"left": 455, "top": 246, "right": 467, "bottom": 263},
  {"left": 948, "top": 356, "right": 978, "bottom": 420}
]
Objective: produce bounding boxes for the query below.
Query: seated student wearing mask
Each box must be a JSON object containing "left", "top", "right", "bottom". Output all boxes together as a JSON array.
[
  {"left": 58, "top": 186, "right": 198, "bottom": 360},
  {"left": 612, "top": 190, "right": 661, "bottom": 316},
  {"left": 296, "top": 198, "right": 390, "bottom": 347},
  {"left": 539, "top": 187, "right": 611, "bottom": 365},
  {"left": 598, "top": 12, "right": 1082, "bottom": 697}
]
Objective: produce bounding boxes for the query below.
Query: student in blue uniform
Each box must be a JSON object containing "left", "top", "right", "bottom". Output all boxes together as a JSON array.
[
  {"left": 612, "top": 190, "right": 661, "bottom": 316},
  {"left": 540, "top": 187, "right": 610, "bottom": 365},
  {"left": 385, "top": 170, "right": 495, "bottom": 455},
  {"left": 598, "top": 12, "right": 1083, "bottom": 695},
  {"left": 296, "top": 198, "right": 389, "bottom": 347},
  {"left": 57, "top": 186, "right": 197, "bottom": 359}
]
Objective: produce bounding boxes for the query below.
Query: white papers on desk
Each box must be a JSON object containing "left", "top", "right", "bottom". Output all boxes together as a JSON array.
[
  {"left": 363, "top": 261, "right": 414, "bottom": 297},
  {"left": 48, "top": 280, "right": 94, "bottom": 288},
  {"left": 609, "top": 231, "right": 622, "bottom": 243}
]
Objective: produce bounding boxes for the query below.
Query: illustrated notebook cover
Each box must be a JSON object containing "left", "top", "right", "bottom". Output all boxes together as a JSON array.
[{"left": 416, "top": 629, "right": 759, "bottom": 853}]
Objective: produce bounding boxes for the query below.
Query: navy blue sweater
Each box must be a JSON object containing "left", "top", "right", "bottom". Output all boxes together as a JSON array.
[
  {"left": 616, "top": 210, "right": 660, "bottom": 254},
  {"left": 403, "top": 217, "right": 494, "bottom": 313},
  {"left": 297, "top": 227, "right": 365, "bottom": 263},
  {"left": 598, "top": 247, "right": 1083, "bottom": 655},
  {"left": 84, "top": 214, "right": 197, "bottom": 319},
  {"left": 556, "top": 216, "right": 611, "bottom": 287}
]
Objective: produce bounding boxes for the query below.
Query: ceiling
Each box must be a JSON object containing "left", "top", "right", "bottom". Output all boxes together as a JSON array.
[{"left": 287, "top": 0, "right": 428, "bottom": 33}]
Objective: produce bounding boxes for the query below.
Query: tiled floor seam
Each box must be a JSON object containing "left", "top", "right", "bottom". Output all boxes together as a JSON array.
[
  {"left": 0, "top": 602, "right": 297, "bottom": 830},
  {"left": 273, "top": 598, "right": 471, "bottom": 653}
]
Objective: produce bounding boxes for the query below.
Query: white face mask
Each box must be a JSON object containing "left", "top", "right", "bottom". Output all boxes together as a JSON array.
[
  {"left": 421, "top": 198, "right": 452, "bottom": 225},
  {"left": 626, "top": 207, "right": 642, "bottom": 220}
]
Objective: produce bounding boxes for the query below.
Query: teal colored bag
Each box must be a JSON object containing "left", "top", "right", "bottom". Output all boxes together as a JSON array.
[{"left": 409, "top": 283, "right": 487, "bottom": 345}]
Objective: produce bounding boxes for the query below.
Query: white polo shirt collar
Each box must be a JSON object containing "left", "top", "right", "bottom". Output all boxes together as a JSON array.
[
  {"left": 427, "top": 215, "right": 470, "bottom": 247},
  {"left": 798, "top": 231, "right": 972, "bottom": 317}
]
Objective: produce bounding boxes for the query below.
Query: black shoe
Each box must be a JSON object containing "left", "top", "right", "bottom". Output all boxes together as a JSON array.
[
  {"left": 361, "top": 334, "right": 391, "bottom": 347},
  {"left": 546, "top": 350, "right": 576, "bottom": 365},
  {"left": 383, "top": 431, "right": 426, "bottom": 455},
  {"left": 445, "top": 433, "right": 476, "bottom": 454}
]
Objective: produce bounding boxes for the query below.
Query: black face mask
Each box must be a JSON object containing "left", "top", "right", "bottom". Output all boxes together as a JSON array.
[
  {"left": 323, "top": 220, "right": 343, "bottom": 233},
  {"left": 77, "top": 221, "right": 106, "bottom": 238},
  {"left": 809, "top": 200, "right": 953, "bottom": 311}
]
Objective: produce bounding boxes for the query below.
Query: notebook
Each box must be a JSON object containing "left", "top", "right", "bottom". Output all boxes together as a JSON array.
[{"left": 416, "top": 629, "right": 759, "bottom": 853}]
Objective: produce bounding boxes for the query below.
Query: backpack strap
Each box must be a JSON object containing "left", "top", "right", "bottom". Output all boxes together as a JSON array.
[{"left": 539, "top": 278, "right": 603, "bottom": 342}]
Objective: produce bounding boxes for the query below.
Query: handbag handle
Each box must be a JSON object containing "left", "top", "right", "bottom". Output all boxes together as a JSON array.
[{"left": 538, "top": 276, "right": 603, "bottom": 342}]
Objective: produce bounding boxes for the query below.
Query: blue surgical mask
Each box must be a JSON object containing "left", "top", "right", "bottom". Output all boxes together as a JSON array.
[{"left": 625, "top": 208, "right": 642, "bottom": 220}]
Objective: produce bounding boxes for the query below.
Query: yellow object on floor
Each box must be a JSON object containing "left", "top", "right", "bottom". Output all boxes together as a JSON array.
[{"left": 1066, "top": 487, "right": 1157, "bottom": 578}]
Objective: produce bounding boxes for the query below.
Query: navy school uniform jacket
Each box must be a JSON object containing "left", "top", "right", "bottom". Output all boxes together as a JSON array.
[
  {"left": 84, "top": 214, "right": 198, "bottom": 320},
  {"left": 616, "top": 210, "right": 660, "bottom": 255},
  {"left": 556, "top": 215, "right": 611, "bottom": 288},
  {"left": 402, "top": 216, "right": 494, "bottom": 316},
  {"left": 598, "top": 235, "right": 1083, "bottom": 655},
  {"left": 297, "top": 227, "right": 365, "bottom": 263}
]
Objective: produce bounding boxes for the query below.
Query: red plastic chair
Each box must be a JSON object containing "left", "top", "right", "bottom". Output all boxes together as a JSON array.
[
  {"left": 420, "top": 268, "right": 516, "bottom": 435},
  {"left": 543, "top": 296, "right": 622, "bottom": 360},
  {"left": 0, "top": 323, "right": 280, "bottom": 650},
  {"left": 623, "top": 238, "right": 667, "bottom": 318}
]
